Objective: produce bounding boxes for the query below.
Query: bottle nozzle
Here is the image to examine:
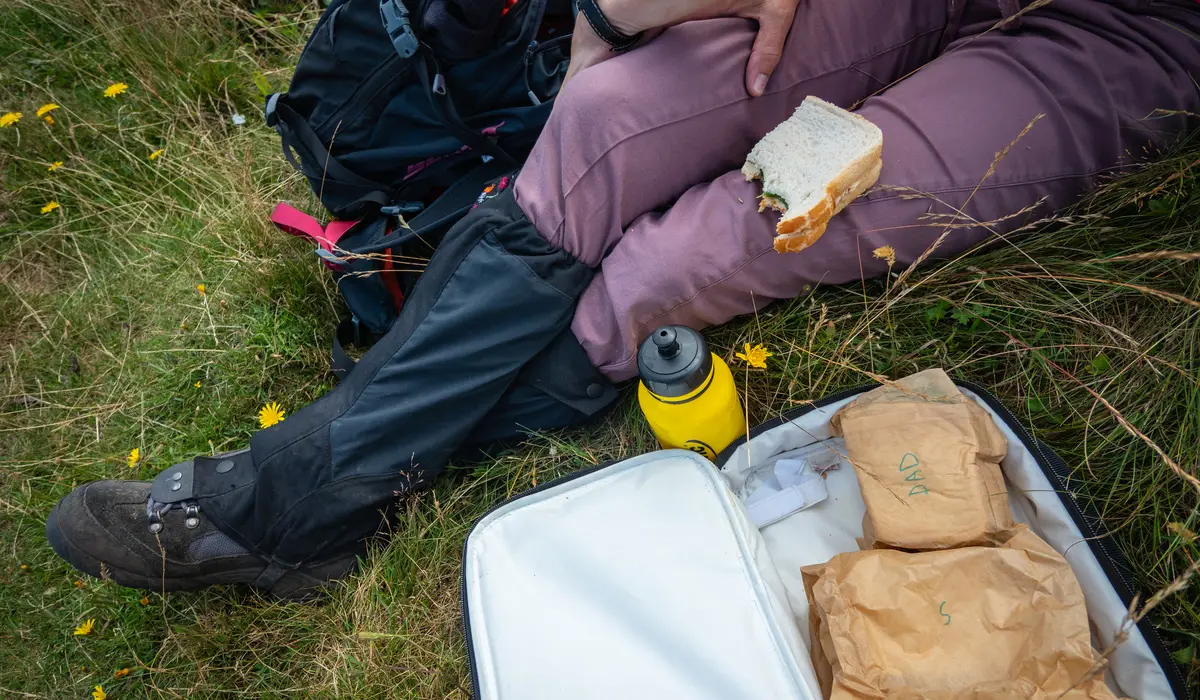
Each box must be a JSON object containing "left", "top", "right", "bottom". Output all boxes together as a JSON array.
[{"left": 652, "top": 327, "right": 680, "bottom": 358}]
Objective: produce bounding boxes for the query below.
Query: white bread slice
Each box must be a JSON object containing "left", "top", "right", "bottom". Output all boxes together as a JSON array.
[{"left": 742, "top": 97, "right": 883, "bottom": 253}]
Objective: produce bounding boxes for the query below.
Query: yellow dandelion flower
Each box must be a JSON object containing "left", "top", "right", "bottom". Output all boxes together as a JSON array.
[
  {"left": 20, "top": 563, "right": 29, "bottom": 570},
  {"left": 139, "top": 596, "right": 150, "bottom": 605},
  {"left": 196, "top": 283, "right": 206, "bottom": 295},
  {"left": 258, "top": 402, "right": 286, "bottom": 428},
  {"left": 127, "top": 447, "right": 140, "bottom": 468},
  {"left": 148, "top": 148, "right": 164, "bottom": 161},
  {"left": 0, "top": 112, "right": 21, "bottom": 128},
  {"left": 73, "top": 618, "right": 96, "bottom": 636},
  {"left": 93, "top": 685, "right": 107, "bottom": 700},
  {"left": 74, "top": 579, "right": 84, "bottom": 589},
  {"left": 113, "top": 668, "right": 131, "bottom": 679},
  {"left": 872, "top": 245, "right": 897, "bottom": 267},
  {"left": 37, "top": 103, "right": 59, "bottom": 124},
  {"left": 41, "top": 201, "right": 60, "bottom": 214},
  {"left": 103, "top": 82, "right": 128, "bottom": 98},
  {"left": 48, "top": 160, "right": 64, "bottom": 172},
  {"left": 735, "top": 343, "right": 773, "bottom": 370},
  {"left": 194, "top": 381, "right": 202, "bottom": 388}
]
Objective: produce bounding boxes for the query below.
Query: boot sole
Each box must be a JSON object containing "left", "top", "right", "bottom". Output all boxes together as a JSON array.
[{"left": 45, "top": 502, "right": 356, "bottom": 600}]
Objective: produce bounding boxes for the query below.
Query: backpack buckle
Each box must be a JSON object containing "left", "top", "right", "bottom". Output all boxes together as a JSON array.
[
  {"left": 315, "top": 248, "right": 347, "bottom": 270},
  {"left": 379, "top": 201, "right": 424, "bottom": 216},
  {"left": 263, "top": 93, "right": 280, "bottom": 126},
  {"left": 380, "top": 0, "right": 419, "bottom": 59}
]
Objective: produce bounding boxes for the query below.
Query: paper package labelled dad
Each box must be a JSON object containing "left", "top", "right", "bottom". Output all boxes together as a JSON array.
[
  {"left": 830, "top": 369, "right": 1011, "bottom": 550},
  {"left": 802, "top": 526, "right": 1119, "bottom": 700}
]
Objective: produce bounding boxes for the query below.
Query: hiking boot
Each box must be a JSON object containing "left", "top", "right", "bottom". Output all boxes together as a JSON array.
[{"left": 45, "top": 453, "right": 358, "bottom": 599}]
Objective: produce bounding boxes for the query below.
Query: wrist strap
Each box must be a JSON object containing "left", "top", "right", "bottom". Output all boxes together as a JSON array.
[{"left": 577, "top": 0, "right": 643, "bottom": 52}]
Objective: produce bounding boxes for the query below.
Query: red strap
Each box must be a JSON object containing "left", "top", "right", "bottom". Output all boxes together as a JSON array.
[
  {"left": 270, "top": 203, "right": 403, "bottom": 311},
  {"left": 270, "top": 203, "right": 358, "bottom": 253},
  {"left": 379, "top": 222, "right": 405, "bottom": 313},
  {"left": 271, "top": 203, "right": 329, "bottom": 248},
  {"left": 381, "top": 249, "right": 406, "bottom": 313}
]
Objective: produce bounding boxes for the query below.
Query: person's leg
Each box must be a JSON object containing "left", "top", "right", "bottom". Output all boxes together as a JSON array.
[
  {"left": 573, "top": 0, "right": 1200, "bottom": 380},
  {"left": 514, "top": 0, "right": 964, "bottom": 268},
  {"left": 46, "top": 189, "right": 594, "bottom": 596}
]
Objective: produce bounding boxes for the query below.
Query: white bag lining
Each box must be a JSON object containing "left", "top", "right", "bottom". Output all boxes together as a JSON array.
[{"left": 464, "top": 451, "right": 820, "bottom": 700}]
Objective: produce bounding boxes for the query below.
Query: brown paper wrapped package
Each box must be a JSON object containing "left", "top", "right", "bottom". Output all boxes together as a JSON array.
[
  {"left": 831, "top": 369, "right": 1012, "bottom": 550},
  {"left": 802, "top": 526, "right": 1119, "bottom": 699}
]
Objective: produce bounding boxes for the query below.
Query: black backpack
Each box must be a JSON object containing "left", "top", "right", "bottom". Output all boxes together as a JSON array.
[
  {"left": 267, "top": 0, "right": 570, "bottom": 219},
  {"left": 264, "top": 0, "right": 572, "bottom": 366}
]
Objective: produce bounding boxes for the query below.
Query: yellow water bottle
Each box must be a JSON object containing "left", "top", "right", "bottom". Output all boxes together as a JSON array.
[{"left": 637, "top": 326, "right": 745, "bottom": 461}]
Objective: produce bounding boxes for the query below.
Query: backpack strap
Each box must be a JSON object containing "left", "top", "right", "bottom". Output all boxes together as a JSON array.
[
  {"left": 270, "top": 203, "right": 363, "bottom": 271},
  {"left": 352, "top": 159, "right": 515, "bottom": 256},
  {"left": 266, "top": 94, "right": 397, "bottom": 215},
  {"left": 332, "top": 317, "right": 376, "bottom": 381},
  {"left": 270, "top": 203, "right": 354, "bottom": 252},
  {"left": 326, "top": 162, "right": 517, "bottom": 380}
]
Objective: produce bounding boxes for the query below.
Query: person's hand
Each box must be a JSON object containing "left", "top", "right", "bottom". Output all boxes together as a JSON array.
[{"left": 565, "top": 0, "right": 801, "bottom": 97}]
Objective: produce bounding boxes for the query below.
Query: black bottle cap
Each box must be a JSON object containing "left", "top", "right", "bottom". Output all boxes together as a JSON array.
[{"left": 638, "top": 325, "right": 712, "bottom": 398}]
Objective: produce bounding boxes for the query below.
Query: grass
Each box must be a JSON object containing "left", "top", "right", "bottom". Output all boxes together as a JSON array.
[{"left": 1, "top": 0, "right": 1199, "bottom": 696}]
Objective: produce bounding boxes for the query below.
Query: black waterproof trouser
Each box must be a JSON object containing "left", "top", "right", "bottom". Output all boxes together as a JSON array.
[{"left": 187, "top": 192, "right": 615, "bottom": 573}]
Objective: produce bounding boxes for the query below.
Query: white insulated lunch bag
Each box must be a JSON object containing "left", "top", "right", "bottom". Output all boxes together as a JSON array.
[{"left": 460, "top": 381, "right": 1186, "bottom": 699}]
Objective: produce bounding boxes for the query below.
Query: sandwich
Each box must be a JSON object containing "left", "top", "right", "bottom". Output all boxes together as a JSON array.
[{"left": 743, "top": 96, "right": 883, "bottom": 253}]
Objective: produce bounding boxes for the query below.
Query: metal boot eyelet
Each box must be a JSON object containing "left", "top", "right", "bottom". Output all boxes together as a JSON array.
[
  {"left": 184, "top": 504, "right": 200, "bottom": 530},
  {"left": 148, "top": 506, "right": 165, "bottom": 534}
]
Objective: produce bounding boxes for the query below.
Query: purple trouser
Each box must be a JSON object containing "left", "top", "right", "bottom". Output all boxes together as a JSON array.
[{"left": 514, "top": 0, "right": 1200, "bottom": 381}]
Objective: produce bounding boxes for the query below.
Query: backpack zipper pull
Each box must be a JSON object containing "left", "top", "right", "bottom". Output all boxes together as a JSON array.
[
  {"left": 432, "top": 73, "right": 447, "bottom": 96},
  {"left": 525, "top": 41, "right": 542, "bottom": 105}
]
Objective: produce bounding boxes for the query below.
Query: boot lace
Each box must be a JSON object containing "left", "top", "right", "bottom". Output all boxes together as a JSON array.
[{"left": 145, "top": 497, "right": 202, "bottom": 533}]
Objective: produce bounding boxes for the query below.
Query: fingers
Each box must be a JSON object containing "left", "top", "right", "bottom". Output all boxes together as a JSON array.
[{"left": 746, "top": 0, "right": 800, "bottom": 96}]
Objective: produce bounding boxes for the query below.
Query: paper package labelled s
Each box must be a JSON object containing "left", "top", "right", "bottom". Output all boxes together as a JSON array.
[
  {"left": 831, "top": 369, "right": 1012, "bottom": 550},
  {"left": 802, "top": 526, "right": 1119, "bottom": 700}
]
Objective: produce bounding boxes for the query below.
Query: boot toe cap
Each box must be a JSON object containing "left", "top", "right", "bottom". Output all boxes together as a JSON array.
[{"left": 45, "top": 480, "right": 155, "bottom": 581}]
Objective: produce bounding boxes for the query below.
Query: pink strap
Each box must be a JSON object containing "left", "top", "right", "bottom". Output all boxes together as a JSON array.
[
  {"left": 270, "top": 203, "right": 357, "bottom": 252},
  {"left": 323, "top": 220, "right": 357, "bottom": 248}
]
